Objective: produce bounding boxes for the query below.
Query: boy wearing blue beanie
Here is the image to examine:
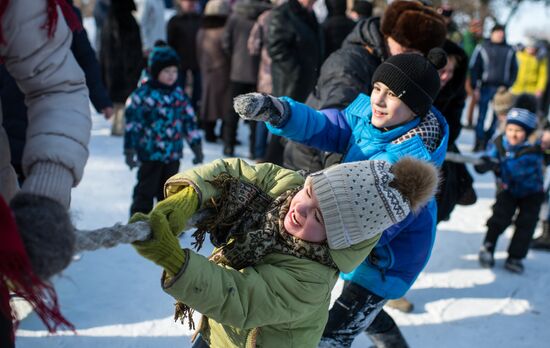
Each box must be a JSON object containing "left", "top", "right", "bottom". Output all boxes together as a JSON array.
[{"left": 475, "top": 108, "right": 550, "bottom": 273}]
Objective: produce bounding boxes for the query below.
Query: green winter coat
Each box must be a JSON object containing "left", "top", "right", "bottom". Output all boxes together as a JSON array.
[{"left": 161, "top": 158, "right": 378, "bottom": 348}]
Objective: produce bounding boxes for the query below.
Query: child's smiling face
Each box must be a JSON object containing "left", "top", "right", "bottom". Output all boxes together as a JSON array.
[
  {"left": 370, "top": 82, "right": 415, "bottom": 129},
  {"left": 284, "top": 178, "right": 327, "bottom": 243}
]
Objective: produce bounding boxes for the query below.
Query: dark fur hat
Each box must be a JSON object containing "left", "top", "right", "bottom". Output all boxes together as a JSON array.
[{"left": 381, "top": 1, "right": 446, "bottom": 55}]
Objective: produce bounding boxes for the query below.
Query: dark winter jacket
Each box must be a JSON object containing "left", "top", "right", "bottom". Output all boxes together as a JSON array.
[
  {"left": 479, "top": 134, "right": 548, "bottom": 198},
  {"left": 435, "top": 40, "right": 468, "bottom": 145},
  {"left": 469, "top": 38, "right": 518, "bottom": 89},
  {"left": 222, "top": 0, "right": 272, "bottom": 84},
  {"left": 322, "top": 0, "right": 356, "bottom": 59},
  {"left": 268, "top": 0, "right": 323, "bottom": 101},
  {"left": 124, "top": 80, "right": 202, "bottom": 162},
  {"left": 434, "top": 40, "right": 472, "bottom": 222},
  {"left": 100, "top": 0, "right": 143, "bottom": 103},
  {"left": 167, "top": 12, "right": 201, "bottom": 71},
  {"left": 306, "top": 17, "right": 384, "bottom": 109},
  {"left": 284, "top": 17, "right": 383, "bottom": 172},
  {"left": 70, "top": 4, "right": 113, "bottom": 112}
]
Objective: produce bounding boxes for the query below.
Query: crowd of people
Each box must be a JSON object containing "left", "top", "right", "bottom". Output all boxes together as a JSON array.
[{"left": 1, "top": 0, "right": 550, "bottom": 347}]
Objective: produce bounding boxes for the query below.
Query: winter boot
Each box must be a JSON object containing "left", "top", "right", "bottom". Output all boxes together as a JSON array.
[
  {"left": 367, "top": 323, "right": 409, "bottom": 348},
  {"left": 385, "top": 298, "right": 414, "bottom": 313},
  {"left": 531, "top": 221, "right": 550, "bottom": 251},
  {"left": 504, "top": 257, "right": 524, "bottom": 274},
  {"left": 478, "top": 242, "right": 495, "bottom": 268}
]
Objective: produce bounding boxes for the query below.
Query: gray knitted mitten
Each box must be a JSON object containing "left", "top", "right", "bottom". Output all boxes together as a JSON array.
[
  {"left": 10, "top": 193, "right": 75, "bottom": 280},
  {"left": 233, "top": 92, "right": 290, "bottom": 127}
]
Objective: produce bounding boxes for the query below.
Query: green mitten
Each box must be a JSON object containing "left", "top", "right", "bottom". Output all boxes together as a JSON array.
[
  {"left": 131, "top": 211, "right": 186, "bottom": 276},
  {"left": 152, "top": 186, "right": 199, "bottom": 237}
]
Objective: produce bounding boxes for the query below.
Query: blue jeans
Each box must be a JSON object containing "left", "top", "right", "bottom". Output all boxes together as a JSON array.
[{"left": 476, "top": 85, "right": 499, "bottom": 144}]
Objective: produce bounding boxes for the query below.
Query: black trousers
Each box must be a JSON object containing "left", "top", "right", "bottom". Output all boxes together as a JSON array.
[
  {"left": 130, "top": 161, "right": 180, "bottom": 215},
  {"left": 223, "top": 81, "right": 257, "bottom": 155},
  {"left": 320, "top": 282, "right": 386, "bottom": 347},
  {"left": 485, "top": 190, "right": 544, "bottom": 259}
]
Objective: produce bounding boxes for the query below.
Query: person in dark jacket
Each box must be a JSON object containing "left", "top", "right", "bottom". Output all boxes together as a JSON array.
[
  {"left": 1, "top": 0, "right": 113, "bottom": 182},
  {"left": 221, "top": 0, "right": 272, "bottom": 157},
  {"left": 322, "top": 0, "right": 355, "bottom": 59},
  {"left": 435, "top": 39, "right": 477, "bottom": 222},
  {"left": 469, "top": 24, "right": 518, "bottom": 151},
  {"left": 99, "top": 0, "right": 143, "bottom": 136},
  {"left": 167, "top": 0, "right": 202, "bottom": 111},
  {"left": 264, "top": 0, "right": 324, "bottom": 166}
]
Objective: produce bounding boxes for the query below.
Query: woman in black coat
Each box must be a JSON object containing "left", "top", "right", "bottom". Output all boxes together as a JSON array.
[{"left": 99, "top": 0, "right": 143, "bottom": 135}]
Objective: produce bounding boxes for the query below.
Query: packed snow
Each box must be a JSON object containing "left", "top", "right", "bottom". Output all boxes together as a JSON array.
[{"left": 14, "top": 110, "right": 550, "bottom": 348}]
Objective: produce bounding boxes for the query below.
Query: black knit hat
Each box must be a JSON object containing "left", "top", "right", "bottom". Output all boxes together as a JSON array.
[
  {"left": 148, "top": 42, "right": 180, "bottom": 80},
  {"left": 371, "top": 48, "right": 447, "bottom": 117}
]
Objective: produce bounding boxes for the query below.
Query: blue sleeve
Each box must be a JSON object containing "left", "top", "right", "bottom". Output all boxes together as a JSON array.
[
  {"left": 376, "top": 211, "right": 416, "bottom": 246},
  {"left": 267, "top": 97, "right": 352, "bottom": 153}
]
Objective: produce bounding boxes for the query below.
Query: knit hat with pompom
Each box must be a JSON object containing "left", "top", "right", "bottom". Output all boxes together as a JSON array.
[{"left": 310, "top": 157, "right": 439, "bottom": 250}]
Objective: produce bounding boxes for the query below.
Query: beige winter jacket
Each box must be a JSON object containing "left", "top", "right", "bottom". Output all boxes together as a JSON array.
[{"left": 0, "top": 0, "right": 91, "bottom": 208}]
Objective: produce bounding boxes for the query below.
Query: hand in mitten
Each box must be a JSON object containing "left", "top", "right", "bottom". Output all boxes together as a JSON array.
[
  {"left": 131, "top": 211, "right": 186, "bottom": 276},
  {"left": 474, "top": 156, "right": 499, "bottom": 174},
  {"left": 190, "top": 143, "right": 204, "bottom": 165},
  {"left": 233, "top": 92, "right": 290, "bottom": 126},
  {"left": 142, "top": 185, "right": 199, "bottom": 237},
  {"left": 124, "top": 150, "right": 139, "bottom": 169},
  {"left": 10, "top": 193, "right": 75, "bottom": 280}
]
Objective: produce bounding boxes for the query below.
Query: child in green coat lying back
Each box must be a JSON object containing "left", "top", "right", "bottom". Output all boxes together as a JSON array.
[{"left": 130, "top": 157, "right": 438, "bottom": 348}]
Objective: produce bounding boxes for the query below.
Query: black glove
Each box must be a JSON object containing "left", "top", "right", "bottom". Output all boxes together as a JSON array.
[
  {"left": 233, "top": 92, "right": 291, "bottom": 127},
  {"left": 191, "top": 143, "right": 203, "bottom": 165},
  {"left": 124, "top": 150, "right": 139, "bottom": 169},
  {"left": 474, "top": 156, "right": 499, "bottom": 174}
]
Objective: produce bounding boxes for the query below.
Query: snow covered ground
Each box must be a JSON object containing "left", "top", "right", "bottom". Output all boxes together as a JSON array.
[{"left": 14, "top": 110, "right": 550, "bottom": 347}]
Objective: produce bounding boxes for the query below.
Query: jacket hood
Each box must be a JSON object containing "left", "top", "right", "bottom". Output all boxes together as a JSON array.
[
  {"left": 343, "top": 17, "right": 387, "bottom": 60},
  {"left": 233, "top": 0, "right": 272, "bottom": 20},
  {"left": 329, "top": 236, "right": 380, "bottom": 273}
]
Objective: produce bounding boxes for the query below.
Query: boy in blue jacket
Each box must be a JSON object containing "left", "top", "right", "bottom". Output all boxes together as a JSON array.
[
  {"left": 234, "top": 50, "right": 449, "bottom": 347},
  {"left": 475, "top": 108, "right": 549, "bottom": 273},
  {"left": 124, "top": 44, "right": 203, "bottom": 215}
]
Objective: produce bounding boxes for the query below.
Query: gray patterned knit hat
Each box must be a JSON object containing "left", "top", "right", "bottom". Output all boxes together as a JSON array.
[{"left": 310, "top": 158, "right": 438, "bottom": 249}]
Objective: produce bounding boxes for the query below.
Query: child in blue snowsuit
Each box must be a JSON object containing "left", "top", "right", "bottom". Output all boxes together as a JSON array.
[
  {"left": 475, "top": 108, "right": 549, "bottom": 274},
  {"left": 124, "top": 44, "right": 203, "bottom": 215},
  {"left": 233, "top": 50, "right": 449, "bottom": 347}
]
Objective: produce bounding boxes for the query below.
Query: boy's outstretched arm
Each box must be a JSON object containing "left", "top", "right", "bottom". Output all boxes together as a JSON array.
[{"left": 234, "top": 93, "right": 352, "bottom": 153}]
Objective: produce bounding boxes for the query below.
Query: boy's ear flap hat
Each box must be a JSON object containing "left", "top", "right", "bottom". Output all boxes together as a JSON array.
[
  {"left": 310, "top": 157, "right": 439, "bottom": 252},
  {"left": 148, "top": 42, "right": 181, "bottom": 80},
  {"left": 506, "top": 108, "right": 538, "bottom": 135},
  {"left": 380, "top": 0, "right": 447, "bottom": 55},
  {"left": 372, "top": 48, "right": 447, "bottom": 117}
]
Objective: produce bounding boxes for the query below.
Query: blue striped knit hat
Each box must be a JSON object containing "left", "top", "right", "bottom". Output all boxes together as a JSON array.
[{"left": 506, "top": 108, "right": 537, "bottom": 134}]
